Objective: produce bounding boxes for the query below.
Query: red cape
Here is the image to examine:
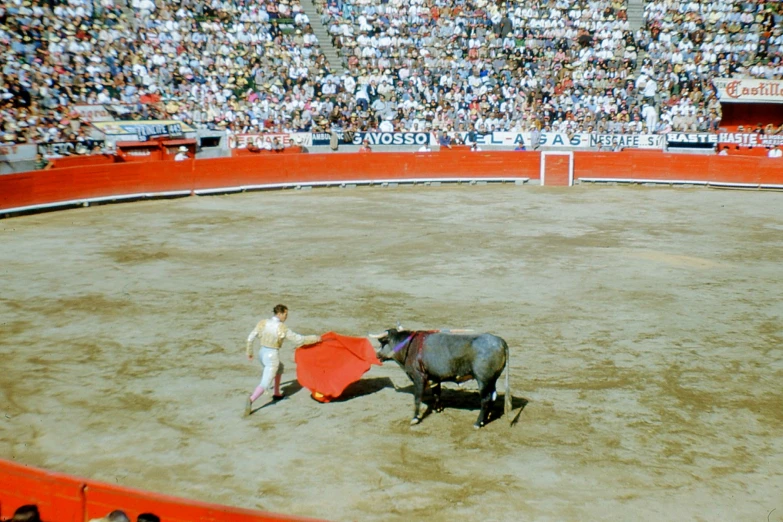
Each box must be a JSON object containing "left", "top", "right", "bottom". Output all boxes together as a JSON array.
[{"left": 295, "top": 332, "right": 381, "bottom": 403}]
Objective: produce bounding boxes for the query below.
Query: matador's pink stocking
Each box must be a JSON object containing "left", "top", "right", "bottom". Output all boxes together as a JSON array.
[{"left": 250, "top": 385, "right": 265, "bottom": 402}]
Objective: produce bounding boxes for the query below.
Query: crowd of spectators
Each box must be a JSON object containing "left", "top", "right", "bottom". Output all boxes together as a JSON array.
[
  {"left": 320, "top": 0, "right": 661, "bottom": 135},
  {"left": 317, "top": 0, "right": 780, "bottom": 136},
  {"left": 639, "top": 0, "right": 783, "bottom": 133},
  {"left": 1, "top": 0, "right": 782, "bottom": 150},
  {"left": 1, "top": 0, "right": 331, "bottom": 147}
]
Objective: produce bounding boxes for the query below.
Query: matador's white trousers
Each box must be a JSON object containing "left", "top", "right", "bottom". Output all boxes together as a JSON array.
[{"left": 258, "top": 347, "right": 284, "bottom": 389}]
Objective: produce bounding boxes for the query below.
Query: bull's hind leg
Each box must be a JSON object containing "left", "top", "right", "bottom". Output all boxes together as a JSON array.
[{"left": 474, "top": 380, "right": 497, "bottom": 429}]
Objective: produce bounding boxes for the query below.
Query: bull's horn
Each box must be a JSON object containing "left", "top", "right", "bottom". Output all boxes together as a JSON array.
[
  {"left": 368, "top": 332, "right": 387, "bottom": 339},
  {"left": 396, "top": 321, "right": 404, "bottom": 331}
]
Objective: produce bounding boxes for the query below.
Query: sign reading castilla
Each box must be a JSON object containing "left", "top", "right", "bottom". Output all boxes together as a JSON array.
[{"left": 712, "top": 78, "right": 783, "bottom": 103}]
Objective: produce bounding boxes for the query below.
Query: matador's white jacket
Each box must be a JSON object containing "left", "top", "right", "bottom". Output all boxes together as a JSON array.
[{"left": 246, "top": 316, "right": 319, "bottom": 357}]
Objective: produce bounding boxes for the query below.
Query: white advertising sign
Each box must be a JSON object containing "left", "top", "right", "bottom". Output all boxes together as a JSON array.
[
  {"left": 538, "top": 132, "right": 591, "bottom": 148},
  {"left": 73, "top": 104, "right": 115, "bottom": 122},
  {"left": 228, "top": 133, "right": 312, "bottom": 149},
  {"left": 590, "top": 134, "right": 664, "bottom": 149},
  {"left": 712, "top": 78, "right": 783, "bottom": 104},
  {"left": 717, "top": 132, "right": 783, "bottom": 147}
]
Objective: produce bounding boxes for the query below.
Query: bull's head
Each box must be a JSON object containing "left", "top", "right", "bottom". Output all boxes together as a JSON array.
[
  {"left": 369, "top": 328, "right": 409, "bottom": 361},
  {"left": 368, "top": 329, "right": 392, "bottom": 360},
  {"left": 370, "top": 321, "right": 409, "bottom": 360}
]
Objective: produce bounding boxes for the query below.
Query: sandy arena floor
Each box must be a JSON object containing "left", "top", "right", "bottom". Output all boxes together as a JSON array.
[{"left": 1, "top": 184, "right": 782, "bottom": 522}]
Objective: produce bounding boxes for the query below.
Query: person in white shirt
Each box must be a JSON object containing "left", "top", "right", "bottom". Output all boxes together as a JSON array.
[
  {"left": 768, "top": 145, "right": 782, "bottom": 158},
  {"left": 642, "top": 103, "right": 658, "bottom": 132},
  {"left": 418, "top": 143, "right": 432, "bottom": 152},
  {"left": 174, "top": 146, "right": 190, "bottom": 161},
  {"left": 379, "top": 119, "right": 394, "bottom": 132}
]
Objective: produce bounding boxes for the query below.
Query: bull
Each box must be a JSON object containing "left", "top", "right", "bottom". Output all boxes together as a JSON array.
[{"left": 371, "top": 327, "right": 512, "bottom": 428}]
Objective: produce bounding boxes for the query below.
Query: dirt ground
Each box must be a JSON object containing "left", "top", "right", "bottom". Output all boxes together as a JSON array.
[{"left": 1, "top": 184, "right": 782, "bottom": 522}]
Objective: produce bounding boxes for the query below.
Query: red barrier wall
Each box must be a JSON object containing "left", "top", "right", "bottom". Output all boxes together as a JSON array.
[
  {"left": 574, "top": 151, "right": 782, "bottom": 185},
  {"left": 0, "top": 459, "right": 320, "bottom": 522},
  {"left": 192, "top": 150, "right": 538, "bottom": 191},
  {"left": 82, "top": 481, "right": 316, "bottom": 522},
  {"left": 0, "top": 459, "right": 84, "bottom": 522},
  {"left": 1, "top": 151, "right": 782, "bottom": 215}
]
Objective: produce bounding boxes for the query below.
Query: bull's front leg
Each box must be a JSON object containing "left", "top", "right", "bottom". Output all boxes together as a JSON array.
[{"left": 410, "top": 374, "right": 426, "bottom": 425}]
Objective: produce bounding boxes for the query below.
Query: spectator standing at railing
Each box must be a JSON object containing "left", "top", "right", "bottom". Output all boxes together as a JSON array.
[
  {"left": 10, "top": 504, "right": 41, "bottom": 522},
  {"left": 174, "top": 146, "right": 190, "bottom": 161},
  {"left": 34, "top": 152, "right": 53, "bottom": 170}
]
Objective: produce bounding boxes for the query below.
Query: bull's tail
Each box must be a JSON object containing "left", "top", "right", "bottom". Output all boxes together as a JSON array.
[{"left": 504, "top": 340, "right": 512, "bottom": 422}]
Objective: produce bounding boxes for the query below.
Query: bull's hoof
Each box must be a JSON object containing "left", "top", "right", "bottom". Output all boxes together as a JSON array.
[
  {"left": 473, "top": 422, "right": 485, "bottom": 429},
  {"left": 435, "top": 406, "right": 444, "bottom": 413},
  {"left": 410, "top": 416, "right": 421, "bottom": 426}
]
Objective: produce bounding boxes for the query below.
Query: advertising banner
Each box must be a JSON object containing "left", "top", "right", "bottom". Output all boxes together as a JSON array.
[
  {"left": 712, "top": 78, "right": 783, "bottom": 104},
  {"left": 311, "top": 131, "right": 336, "bottom": 146},
  {"left": 228, "top": 133, "right": 312, "bottom": 149},
  {"left": 538, "top": 132, "right": 591, "bottom": 148},
  {"left": 665, "top": 133, "right": 718, "bottom": 149},
  {"left": 449, "top": 132, "right": 531, "bottom": 147},
  {"left": 351, "top": 132, "right": 431, "bottom": 146},
  {"left": 91, "top": 120, "right": 196, "bottom": 137},
  {"left": 72, "top": 104, "right": 115, "bottom": 122},
  {"left": 590, "top": 134, "right": 664, "bottom": 150},
  {"left": 137, "top": 123, "right": 183, "bottom": 141},
  {"left": 38, "top": 140, "right": 105, "bottom": 157},
  {"left": 717, "top": 132, "right": 783, "bottom": 147}
]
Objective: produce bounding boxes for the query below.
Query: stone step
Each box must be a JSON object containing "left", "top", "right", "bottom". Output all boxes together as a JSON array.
[
  {"left": 626, "top": 0, "right": 645, "bottom": 31},
  {"left": 299, "top": 0, "right": 344, "bottom": 74}
]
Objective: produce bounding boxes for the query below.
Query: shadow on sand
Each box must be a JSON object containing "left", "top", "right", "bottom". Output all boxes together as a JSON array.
[
  {"left": 250, "top": 377, "right": 395, "bottom": 413},
  {"left": 329, "top": 377, "right": 395, "bottom": 402},
  {"left": 395, "top": 383, "right": 529, "bottom": 426}
]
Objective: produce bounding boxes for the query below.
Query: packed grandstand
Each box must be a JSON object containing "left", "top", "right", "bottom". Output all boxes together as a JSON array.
[{"left": 0, "top": 0, "right": 782, "bottom": 153}]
